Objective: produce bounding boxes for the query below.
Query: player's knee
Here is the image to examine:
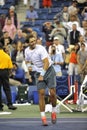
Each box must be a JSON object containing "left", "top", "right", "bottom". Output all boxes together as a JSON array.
[
  {"left": 50, "top": 88, "right": 56, "bottom": 97},
  {"left": 38, "top": 89, "right": 45, "bottom": 97}
]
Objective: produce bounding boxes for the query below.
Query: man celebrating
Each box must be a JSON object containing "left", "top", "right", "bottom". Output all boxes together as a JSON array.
[{"left": 25, "top": 35, "right": 57, "bottom": 126}]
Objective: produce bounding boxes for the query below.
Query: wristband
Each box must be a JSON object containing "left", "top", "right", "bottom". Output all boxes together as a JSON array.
[
  {"left": 40, "top": 69, "right": 46, "bottom": 76},
  {"left": 27, "top": 63, "right": 32, "bottom": 67}
]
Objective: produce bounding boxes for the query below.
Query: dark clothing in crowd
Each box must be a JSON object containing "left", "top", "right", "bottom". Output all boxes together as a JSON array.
[{"left": 70, "top": 30, "right": 80, "bottom": 45}]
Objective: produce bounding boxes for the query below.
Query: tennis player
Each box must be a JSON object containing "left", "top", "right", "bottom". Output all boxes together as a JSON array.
[{"left": 25, "top": 35, "right": 57, "bottom": 126}]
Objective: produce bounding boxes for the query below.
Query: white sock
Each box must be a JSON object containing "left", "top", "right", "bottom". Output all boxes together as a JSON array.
[
  {"left": 52, "top": 107, "right": 57, "bottom": 113},
  {"left": 41, "top": 112, "right": 46, "bottom": 118}
]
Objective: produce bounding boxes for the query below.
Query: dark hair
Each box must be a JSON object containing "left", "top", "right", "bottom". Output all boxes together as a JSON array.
[
  {"left": 75, "top": 43, "right": 80, "bottom": 53},
  {"left": 7, "top": 12, "right": 18, "bottom": 28},
  {"left": 55, "top": 20, "right": 60, "bottom": 25},
  {"left": 72, "top": 0, "right": 77, "bottom": 3},
  {"left": 22, "top": 28, "right": 29, "bottom": 33},
  {"left": 28, "top": 35, "right": 35, "bottom": 42}
]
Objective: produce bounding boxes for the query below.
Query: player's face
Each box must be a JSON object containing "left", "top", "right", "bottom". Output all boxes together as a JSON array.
[{"left": 29, "top": 37, "right": 36, "bottom": 49}]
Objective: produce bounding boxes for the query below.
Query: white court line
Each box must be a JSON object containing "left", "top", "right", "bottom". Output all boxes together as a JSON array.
[{"left": 0, "top": 112, "right": 12, "bottom": 115}]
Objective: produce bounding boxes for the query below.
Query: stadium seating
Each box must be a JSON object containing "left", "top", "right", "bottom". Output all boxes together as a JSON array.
[
  {"left": 0, "top": 9, "right": 8, "bottom": 15},
  {"left": 1, "top": 4, "right": 13, "bottom": 9}
]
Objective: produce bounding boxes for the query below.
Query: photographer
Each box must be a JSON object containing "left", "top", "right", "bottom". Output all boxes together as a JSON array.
[{"left": 50, "top": 45, "right": 64, "bottom": 77}]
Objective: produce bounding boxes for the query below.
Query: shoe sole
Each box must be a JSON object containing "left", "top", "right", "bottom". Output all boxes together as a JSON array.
[
  {"left": 42, "top": 123, "right": 48, "bottom": 126},
  {"left": 51, "top": 120, "right": 56, "bottom": 124}
]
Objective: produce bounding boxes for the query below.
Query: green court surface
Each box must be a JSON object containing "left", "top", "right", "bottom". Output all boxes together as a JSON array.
[{"left": 0, "top": 104, "right": 87, "bottom": 118}]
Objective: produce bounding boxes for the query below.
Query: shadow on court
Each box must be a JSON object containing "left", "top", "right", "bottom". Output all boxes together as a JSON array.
[{"left": 0, "top": 118, "right": 87, "bottom": 130}]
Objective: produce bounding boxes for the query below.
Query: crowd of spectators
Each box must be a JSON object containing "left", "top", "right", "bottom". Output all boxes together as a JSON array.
[{"left": 0, "top": 0, "right": 87, "bottom": 102}]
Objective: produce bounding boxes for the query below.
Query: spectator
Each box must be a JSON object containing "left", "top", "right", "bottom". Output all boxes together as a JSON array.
[
  {"left": 11, "top": 41, "right": 32, "bottom": 84},
  {"left": 52, "top": 16, "right": 59, "bottom": 28},
  {"left": 0, "top": 32, "right": 12, "bottom": 45},
  {"left": 10, "top": 62, "right": 26, "bottom": 84},
  {"left": 0, "top": 32, "right": 13, "bottom": 53},
  {"left": 68, "top": 0, "right": 78, "bottom": 15},
  {"left": 42, "top": 21, "right": 54, "bottom": 50},
  {"left": 5, "top": 53, "right": 22, "bottom": 87},
  {"left": 26, "top": 5, "right": 38, "bottom": 22},
  {"left": 61, "top": 6, "right": 69, "bottom": 22},
  {"left": 30, "top": 0, "right": 39, "bottom": 9},
  {"left": 27, "top": 28, "right": 37, "bottom": 38},
  {"left": 42, "top": 0, "right": 52, "bottom": 12},
  {"left": 49, "top": 20, "right": 67, "bottom": 45},
  {"left": 3, "top": 44, "right": 13, "bottom": 57},
  {"left": 78, "top": 35, "right": 87, "bottom": 49},
  {"left": 82, "top": 20, "right": 87, "bottom": 31},
  {"left": 81, "top": 6, "right": 87, "bottom": 20},
  {"left": 6, "top": 6, "right": 19, "bottom": 29},
  {"left": 63, "top": 14, "right": 82, "bottom": 45},
  {"left": 11, "top": 41, "right": 24, "bottom": 67},
  {"left": 68, "top": 44, "right": 80, "bottom": 76},
  {"left": 12, "top": 29, "right": 26, "bottom": 46},
  {"left": 69, "top": 23, "right": 80, "bottom": 45},
  {"left": 50, "top": 45, "right": 64, "bottom": 76},
  {"left": 2, "top": 18, "right": 17, "bottom": 40},
  {"left": 54, "top": 6, "right": 69, "bottom": 22},
  {"left": 63, "top": 14, "right": 80, "bottom": 33},
  {"left": 77, "top": 43, "right": 87, "bottom": 82},
  {"left": 48, "top": 36, "right": 65, "bottom": 61},
  {"left": 81, "top": 20, "right": 87, "bottom": 37}
]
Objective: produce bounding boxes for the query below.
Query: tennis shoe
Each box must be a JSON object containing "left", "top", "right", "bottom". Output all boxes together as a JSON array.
[
  {"left": 42, "top": 117, "right": 48, "bottom": 126},
  {"left": 51, "top": 112, "right": 57, "bottom": 124}
]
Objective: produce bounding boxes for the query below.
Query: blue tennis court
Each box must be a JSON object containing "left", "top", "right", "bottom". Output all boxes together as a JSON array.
[{"left": 0, "top": 118, "right": 87, "bottom": 130}]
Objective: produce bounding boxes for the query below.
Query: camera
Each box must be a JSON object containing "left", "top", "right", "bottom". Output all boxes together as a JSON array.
[
  {"left": 51, "top": 46, "right": 56, "bottom": 54},
  {"left": 52, "top": 49, "right": 56, "bottom": 54}
]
